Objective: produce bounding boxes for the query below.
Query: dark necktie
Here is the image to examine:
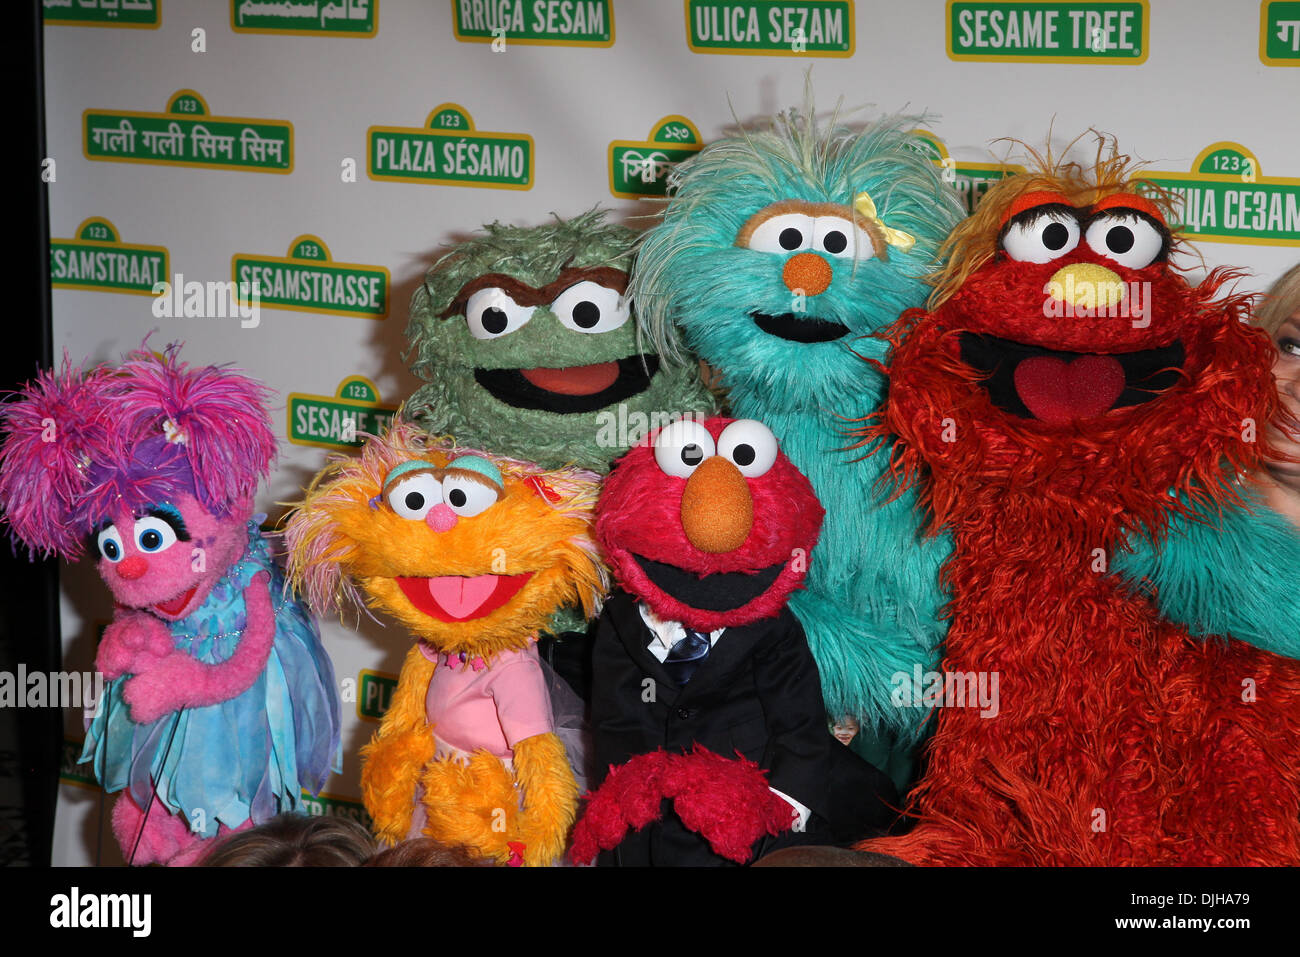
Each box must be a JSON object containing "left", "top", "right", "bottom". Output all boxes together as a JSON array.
[{"left": 662, "top": 628, "right": 711, "bottom": 686}]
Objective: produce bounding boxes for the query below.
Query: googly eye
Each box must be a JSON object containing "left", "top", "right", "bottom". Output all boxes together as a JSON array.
[
  {"left": 813, "top": 216, "right": 876, "bottom": 261},
  {"left": 550, "top": 281, "right": 630, "bottom": 334},
  {"left": 653, "top": 419, "right": 717, "bottom": 478},
  {"left": 742, "top": 213, "right": 816, "bottom": 255},
  {"left": 1084, "top": 212, "right": 1166, "bottom": 269},
  {"left": 1001, "top": 207, "right": 1081, "bottom": 264},
  {"left": 97, "top": 525, "right": 124, "bottom": 563},
  {"left": 465, "top": 287, "right": 535, "bottom": 340},
  {"left": 442, "top": 474, "right": 499, "bottom": 517},
  {"left": 134, "top": 516, "right": 178, "bottom": 554},
  {"left": 386, "top": 472, "right": 444, "bottom": 520},
  {"left": 716, "top": 419, "right": 779, "bottom": 478}
]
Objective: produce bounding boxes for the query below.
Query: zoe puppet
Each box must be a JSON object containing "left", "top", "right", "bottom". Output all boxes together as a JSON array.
[
  {"left": 854, "top": 142, "right": 1300, "bottom": 865},
  {"left": 0, "top": 346, "right": 341, "bottom": 866},
  {"left": 403, "top": 208, "right": 716, "bottom": 474},
  {"left": 570, "top": 416, "right": 896, "bottom": 866},
  {"left": 285, "top": 423, "right": 607, "bottom": 866}
]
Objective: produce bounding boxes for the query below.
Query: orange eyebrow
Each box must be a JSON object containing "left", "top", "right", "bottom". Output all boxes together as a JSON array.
[
  {"left": 1002, "top": 190, "right": 1074, "bottom": 224},
  {"left": 1093, "top": 191, "right": 1166, "bottom": 225}
]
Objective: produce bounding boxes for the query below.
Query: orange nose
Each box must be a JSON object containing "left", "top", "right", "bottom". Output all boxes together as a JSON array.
[
  {"left": 117, "top": 556, "right": 148, "bottom": 580},
  {"left": 782, "top": 252, "right": 833, "bottom": 296},
  {"left": 681, "top": 457, "right": 753, "bottom": 553}
]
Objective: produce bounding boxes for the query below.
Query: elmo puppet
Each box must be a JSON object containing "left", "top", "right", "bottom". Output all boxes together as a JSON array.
[
  {"left": 571, "top": 416, "right": 896, "bottom": 866},
  {"left": 854, "top": 141, "right": 1300, "bottom": 865}
]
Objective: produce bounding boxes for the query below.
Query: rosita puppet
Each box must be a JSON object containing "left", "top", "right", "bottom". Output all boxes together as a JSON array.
[
  {"left": 853, "top": 142, "right": 1300, "bottom": 865},
  {"left": 285, "top": 423, "right": 607, "bottom": 865},
  {"left": 570, "top": 415, "right": 895, "bottom": 866},
  {"left": 0, "top": 345, "right": 341, "bottom": 865}
]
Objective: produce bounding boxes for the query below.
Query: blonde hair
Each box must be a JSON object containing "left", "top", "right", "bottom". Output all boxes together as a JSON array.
[{"left": 1254, "top": 263, "right": 1300, "bottom": 337}]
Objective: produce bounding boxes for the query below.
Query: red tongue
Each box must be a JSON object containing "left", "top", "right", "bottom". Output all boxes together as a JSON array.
[
  {"left": 520, "top": 362, "right": 619, "bottom": 396},
  {"left": 1013, "top": 355, "right": 1126, "bottom": 425},
  {"left": 154, "top": 586, "right": 197, "bottom": 617}
]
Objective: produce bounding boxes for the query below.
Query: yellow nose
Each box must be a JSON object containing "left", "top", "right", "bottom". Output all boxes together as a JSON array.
[{"left": 1047, "top": 263, "right": 1125, "bottom": 309}]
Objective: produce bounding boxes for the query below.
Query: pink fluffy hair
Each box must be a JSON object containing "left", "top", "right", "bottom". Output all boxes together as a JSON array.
[{"left": 0, "top": 343, "right": 277, "bottom": 559}]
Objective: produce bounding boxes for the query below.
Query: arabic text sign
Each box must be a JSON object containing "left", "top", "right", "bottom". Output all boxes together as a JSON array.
[{"left": 232, "top": 0, "right": 378, "bottom": 36}]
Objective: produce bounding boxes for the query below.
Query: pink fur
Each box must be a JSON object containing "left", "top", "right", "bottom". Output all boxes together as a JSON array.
[
  {"left": 112, "top": 793, "right": 254, "bottom": 866},
  {"left": 122, "top": 571, "right": 276, "bottom": 725}
]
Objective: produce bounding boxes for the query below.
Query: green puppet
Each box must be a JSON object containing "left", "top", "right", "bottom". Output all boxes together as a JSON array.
[{"left": 403, "top": 209, "right": 716, "bottom": 473}]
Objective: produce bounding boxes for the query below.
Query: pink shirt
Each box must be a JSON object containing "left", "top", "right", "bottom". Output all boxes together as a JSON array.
[{"left": 420, "top": 641, "right": 554, "bottom": 762}]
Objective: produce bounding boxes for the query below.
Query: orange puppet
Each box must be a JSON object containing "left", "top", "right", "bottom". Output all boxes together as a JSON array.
[{"left": 285, "top": 422, "right": 607, "bottom": 865}]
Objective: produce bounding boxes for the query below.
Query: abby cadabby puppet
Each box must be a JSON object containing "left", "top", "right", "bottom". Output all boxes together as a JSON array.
[{"left": 0, "top": 345, "right": 341, "bottom": 865}]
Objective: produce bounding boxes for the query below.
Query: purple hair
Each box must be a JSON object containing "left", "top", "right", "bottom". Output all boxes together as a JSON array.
[{"left": 0, "top": 344, "right": 277, "bottom": 559}]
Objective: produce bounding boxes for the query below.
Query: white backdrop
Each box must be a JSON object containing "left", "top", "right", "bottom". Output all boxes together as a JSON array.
[{"left": 41, "top": 0, "right": 1298, "bottom": 864}]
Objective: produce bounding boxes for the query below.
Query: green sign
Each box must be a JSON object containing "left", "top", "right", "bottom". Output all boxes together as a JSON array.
[
  {"left": 368, "top": 103, "right": 533, "bottom": 189},
  {"left": 685, "top": 1, "right": 853, "bottom": 55},
  {"left": 43, "top": 0, "right": 160, "bottom": 27},
  {"left": 911, "top": 131, "right": 1024, "bottom": 214},
  {"left": 288, "top": 377, "right": 398, "bottom": 451},
  {"left": 297, "top": 791, "right": 373, "bottom": 827},
  {"left": 947, "top": 1, "right": 1148, "bottom": 62},
  {"left": 608, "top": 115, "right": 703, "bottom": 199},
  {"left": 231, "top": 0, "right": 378, "bottom": 36},
  {"left": 84, "top": 90, "right": 292, "bottom": 173},
  {"left": 452, "top": 0, "right": 613, "bottom": 45},
  {"left": 1142, "top": 143, "right": 1299, "bottom": 247},
  {"left": 1261, "top": 1, "right": 1300, "bottom": 64},
  {"left": 50, "top": 217, "right": 168, "bottom": 295},
  {"left": 357, "top": 669, "right": 397, "bottom": 721},
  {"left": 59, "top": 737, "right": 96, "bottom": 789},
  {"left": 233, "top": 235, "right": 388, "bottom": 319}
]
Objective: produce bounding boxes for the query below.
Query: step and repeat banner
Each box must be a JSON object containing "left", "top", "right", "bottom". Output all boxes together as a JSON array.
[{"left": 41, "top": 0, "right": 1298, "bottom": 864}]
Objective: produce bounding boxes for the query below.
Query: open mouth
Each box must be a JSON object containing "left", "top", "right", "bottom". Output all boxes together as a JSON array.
[
  {"left": 751, "top": 312, "right": 850, "bottom": 343},
  {"left": 474, "top": 355, "right": 660, "bottom": 413},
  {"left": 959, "top": 333, "right": 1185, "bottom": 425},
  {"left": 153, "top": 586, "right": 197, "bottom": 618},
  {"left": 632, "top": 554, "right": 784, "bottom": 612},
  {"left": 396, "top": 572, "right": 533, "bottom": 622}
]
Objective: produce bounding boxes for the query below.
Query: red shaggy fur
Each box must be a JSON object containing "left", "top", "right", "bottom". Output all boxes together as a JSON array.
[{"left": 853, "top": 161, "right": 1300, "bottom": 865}]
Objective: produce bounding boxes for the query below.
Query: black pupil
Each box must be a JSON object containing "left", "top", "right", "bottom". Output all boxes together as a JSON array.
[
  {"left": 779, "top": 227, "right": 803, "bottom": 250},
  {"left": 141, "top": 530, "right": 161, "bottom": 549},
  {"left": 1107, "top": 225, "right": 1135, "bottom": 254},
  {"left": 449, "top": 488, "right": 467, "bottom": 507},
  {"left": 681, "top": 444, "right": 704, "bottom": 466},
  {"left": 481, "top": 308, "right": 508, "bottom": 334},
  {"left": 1042, "top": 222, "right": 1070, "bottom": 250},
  {"left": 732, "top": 444, "right": 755, "bottom": 467},
  {"left": 404, "top": 491, "right": 425, "bottom": 511},
  {"left": 572, "top": 300, "right": 600, "bottom": 329},
  {"left": 822, "top": 230, "right": 847, "bottom": 254},
  {"left": 103, "top": 541, "right": 119, "bottom": 559}
]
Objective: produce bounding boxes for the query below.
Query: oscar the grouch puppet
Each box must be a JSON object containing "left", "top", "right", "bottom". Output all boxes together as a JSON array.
[{"left": 403, "top": 208, "right": 716, "bottom": 474}]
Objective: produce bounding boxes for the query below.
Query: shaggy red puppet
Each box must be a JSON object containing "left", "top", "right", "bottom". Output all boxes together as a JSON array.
[
  {"left": 853, "top": 144, "right": 1300, "bottom": 866},
  {"left": 572, "top": 416, "right": 896, "bottom": 866}
]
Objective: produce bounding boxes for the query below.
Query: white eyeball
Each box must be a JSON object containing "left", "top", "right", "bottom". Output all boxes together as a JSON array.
[
  {"left": 653, "top": 419, "right": 717, "bottom": 478},
  {"left": 97, "top": 525, "right": 124, "bottom": 562},
  {"left": 386, "top": 472, "right": 443, "bottom": 520},
  {"left": 1001, "top": 210, "right": 1081, "bottom": 263},
  {"left": 1084, "top": 212, "right": 1165, "bottom": 269},
  {"left": 743, "top": 213, "right": 816, "bottom": 255},
  {"left": 813, "top": 216, "right": 876, "bottom": 261},
  {"left": 442, "top": 475, "right": 499, "bottom": 517},
  {"left": 716, "top": 419, "right": 779, "bottom": 477},
  {"left": 465, "top": 287, "right": 535, "bottom": 340},
  {"left": 134, "top": 516, "right": 178, "bottom": 554},
  {"left": 550, "top": 281, "right": 630, "bottom": 334}
]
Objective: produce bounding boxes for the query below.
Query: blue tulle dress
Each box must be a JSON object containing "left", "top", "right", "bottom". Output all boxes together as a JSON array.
[{"left": 81, "top": 521, "right": 341, "bottom": 837}]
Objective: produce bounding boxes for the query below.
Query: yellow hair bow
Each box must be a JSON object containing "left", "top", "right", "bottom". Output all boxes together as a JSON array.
[{"left": 854, "top": 190, "right": 916, "bottom": 254}]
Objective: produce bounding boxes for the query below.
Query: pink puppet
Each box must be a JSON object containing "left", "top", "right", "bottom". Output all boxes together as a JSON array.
[{"left": 0, "top": 344, "right": 340, "bottom": 865}]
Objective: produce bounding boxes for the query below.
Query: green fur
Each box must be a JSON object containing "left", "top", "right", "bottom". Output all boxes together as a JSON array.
[{"left": 403, "top": 209, "right": 716, "bottom": 472}]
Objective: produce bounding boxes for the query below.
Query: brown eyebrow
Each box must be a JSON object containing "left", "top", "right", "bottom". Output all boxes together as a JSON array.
[
  {"left": 734, "top": 199, "right": 887, "bottom": 260},
  {"left": 439, "top": 266, "right": 628, "bottom": 319}
]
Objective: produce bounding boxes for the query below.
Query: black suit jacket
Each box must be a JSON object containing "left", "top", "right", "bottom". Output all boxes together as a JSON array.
[{"left": 590, "top": 589, "right": 895, "bottom": 865}]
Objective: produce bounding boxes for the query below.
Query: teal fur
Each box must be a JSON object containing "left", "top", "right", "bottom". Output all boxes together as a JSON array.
[
  {"left": 633, "top": 106, "right": 965, "bottom": 788},
  {"left": 1113, "top": 490, "right": 1300, "bottom": 657},
  {"left": 403, "top": 208, "right": 716, "bottom": 472}
]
